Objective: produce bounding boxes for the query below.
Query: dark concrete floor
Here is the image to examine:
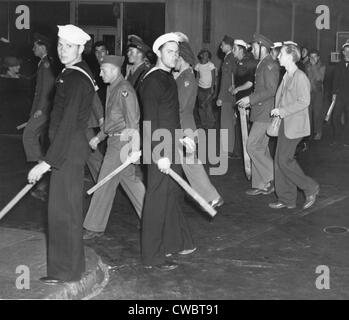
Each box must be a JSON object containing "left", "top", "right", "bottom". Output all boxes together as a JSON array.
[{"left": 1, "top": 124, "right": 349, "bottom": 299}]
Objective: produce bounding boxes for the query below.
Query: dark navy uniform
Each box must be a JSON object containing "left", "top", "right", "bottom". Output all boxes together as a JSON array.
[
  {"left": 43, "top": 61, "right": 95, "bottom": 281},
  {"left": 23, "top": 55, "right": 55, "bottom": 162},
  {"left": 139, "top": 68, "right": 194, "bottom": 266}
]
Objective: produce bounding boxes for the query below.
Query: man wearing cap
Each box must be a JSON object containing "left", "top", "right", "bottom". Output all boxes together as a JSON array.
[
  {"left": 23, "top": 33, "right": 55, "bottom": 201},
  {"left": 138, "top": 33, "right": 195, "bottom": 271},
  {"left": 126, "top": 35, "right": 151, "bottom": 92},
  {"left": 231, "top": 39, "right": 258, "bottom": 159},
  {"left": 82, "top": 55, "right": 145, "bottom": 240},
  {"left": 331, "top": 41, "right": 349, "bottom": 146},
  {"left": 28, "top": 24, "right": 96, "bottom": 284},
  {"left": 216, "top": 35, "right": 238, "bottom": 158},
  {"left": 174, "top": 41, "right": 224, "bottom": 210},
  {"left": 237, "top": 34, "right": 279, "bottom": 196}
]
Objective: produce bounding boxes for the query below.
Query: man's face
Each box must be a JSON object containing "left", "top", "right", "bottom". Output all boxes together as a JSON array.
[
  {"left": 278, "top": 47, "right": 289, "bottom": 67},
  {"left": 343, "top": 47, "right": 349, "bottom": 61},
  {"left": 159, "top": 41, "right": 179, "bottom": 69},
  {"left": 33, "top": 42, "right": 44, "bottom": 58},
  {"left": 127, "top": 47, "right": 142, "bottom": 64},
  {"left": 309, "top": 53, "right": 319, "bottom": 65},
  {"left": 232, "top": 44, "right": 241, "bottom": 59},
  {"left": 95, "top": 45, "right": 108, "bottom": 64},
  {"left": 57, "top": 38, "right": 82, "bottom": 65},
  {"left": 220, "top": 41, "right": 231, "bottom": 54},
  {"left": 251, "top": 42, "right": 260, "bottom": 60},
  {"left": 100, "top": 63, "right": 119, "bottom": 83}
]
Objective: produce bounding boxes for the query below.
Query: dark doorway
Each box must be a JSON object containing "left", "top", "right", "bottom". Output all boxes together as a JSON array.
[{"left": 123, "top": 2, "right": 165, "bottom": 59}]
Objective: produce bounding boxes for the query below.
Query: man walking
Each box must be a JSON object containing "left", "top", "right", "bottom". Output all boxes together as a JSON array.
[
  {"left": 237, "top": 34, "right": 279, "bottom": 195},
  {"left": 83, "top": 55, "right": 145, "bottom": 240},
  {"left": 139, "top": 33, "right": 195, "bottom": 271},
  {"left": 28, "top": 24, "right": 96, "bottom": 284}
]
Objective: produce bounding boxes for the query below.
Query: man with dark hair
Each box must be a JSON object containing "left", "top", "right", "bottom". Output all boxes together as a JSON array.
[
  {"left": 23, "top": 33, "right": 55, "bottom": 201},
  {"left": 126, "top": 35, "right": 151, "bottom": 92},
  {"left": 139, "top": 33, "right": 195, "bottom": 271}
]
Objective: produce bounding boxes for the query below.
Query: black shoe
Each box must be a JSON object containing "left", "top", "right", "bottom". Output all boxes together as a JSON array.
[
  {"left": 39, "top": 276, "right": 64, "bottom": 285},
  {"left": 144, "top": 261, "right": 178, "bottom": 271},
  {"left": 208, "top": 196, "right": 224, "bottom": 209},
  {"left": 246, "top": 188, "right": 265, "bottom": 196},
  {"left": 303, "top": 186, "right": 320, "bottom": 210},
  {"left": 269, "top": 201, "right": 296, "bottom": 209}
]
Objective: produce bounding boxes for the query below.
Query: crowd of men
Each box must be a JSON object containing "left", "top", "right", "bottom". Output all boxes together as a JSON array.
[{"left": 3, "top": 23, "right": 348, "bottom": 283}]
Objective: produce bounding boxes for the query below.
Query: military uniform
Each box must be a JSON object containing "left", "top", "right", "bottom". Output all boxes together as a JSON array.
[
  {"left": 23, "top": 55, "right": 55, "bottom": 162},
  {"left": 139, "top": 68, "right": 194, "bottom": 266},
  {"left": 126, "top": 62, "right": 150, "bottom": 92},
  {"left": 83, "top": 74, "right": 145, "bottom": 232},
  {"left": 247, "top": 54, "right": 280, "bottom": 190},
  {"left": 176, "top": 67, "right": 221, "bottom": 203},
  {"left": 218, "top": 51, "right": 237, "bottom": 154},
  {"left": 43, "top": 61, "right": 95, "bottom": 281}
]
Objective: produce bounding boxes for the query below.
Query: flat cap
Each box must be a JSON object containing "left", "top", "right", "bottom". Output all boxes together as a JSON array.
[
  {"left": 179, "top": 41, "right": 195, "bottom": 66},
  {"left": 127, "top": 35, "right": 151, "bottom": 54},
  {"left": 234, "top": 39, "right": 248, "bottom": 49},
  {"left": 222, "top": 35, "right": 234, "bottom": 47},
  {"left": 152, "top": 33, "right": 180, "bottom": 53},
  {"left": 57, "top": 24, "right": 91, "bottom": 45},
  {"left": 253, "top": 33, "right": 273, "bottom": 49},
  {"left": 101, "top": 55, "right": 125, "bottom": 68}
]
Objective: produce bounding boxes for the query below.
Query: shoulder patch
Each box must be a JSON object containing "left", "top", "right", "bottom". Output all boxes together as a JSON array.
[
  {"left": 184, "top": 81, "right": 190, "bottom": 87},
  {"left": 122, "top": 90, "right": 129, "bottom": 97},
  {"left": 44, "top": 62, "right": 50, "bottom": 68}
]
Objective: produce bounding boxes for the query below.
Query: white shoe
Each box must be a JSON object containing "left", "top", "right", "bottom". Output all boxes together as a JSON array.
[{"left": 178, "top": 247, "right": 197, "bottom": 255}]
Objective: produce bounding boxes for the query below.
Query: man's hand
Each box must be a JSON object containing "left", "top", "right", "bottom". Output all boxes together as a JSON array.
[
  {"left": 89, "top": 136, "right": 100, "bottom": 150},
  {"left": 98, "top": 117, "right": 104, "bottom": 127},
  {"left": 237, "top": 96, "right": 250, "bottom": 109},
  {"left": 157, "top": 157, "right": 171, "bottom": 174},
  {"left": 33, "top": 110, "right": 42, "bottom": 118},
  {"left": 179, "top": 137, "right": 196, "bottom": 154},
  {"left": 232, "top": 87, "right": 240, "bottom": 95},
  {"left": 28, "top": 161, "right": 51, "bottom": 184},
  {"left": 270, "top": 108, "right": 281, "bottom": 117}
]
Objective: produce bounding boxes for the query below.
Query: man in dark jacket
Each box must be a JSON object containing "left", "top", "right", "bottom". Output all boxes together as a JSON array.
[{"left": 28, "top": 24, "right": 96, "bottom": 284}]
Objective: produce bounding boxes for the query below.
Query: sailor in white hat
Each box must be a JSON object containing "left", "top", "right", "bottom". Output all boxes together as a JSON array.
[{"left": 28, "top": 24, "right": 97, "bottom": 285}]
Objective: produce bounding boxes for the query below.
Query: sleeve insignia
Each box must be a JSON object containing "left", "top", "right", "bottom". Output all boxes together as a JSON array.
[
  {"left": 122, "top": 90, "right": 129, "bottom": 97},
  {"left": 184, "top": 81, "right": 190, "bottom": 87},
  {"left": 267, "top": 64, "right": 274, "bottom": 71},
  {"left": 44, "top": 62, "right": 50, "bottom": 68}
]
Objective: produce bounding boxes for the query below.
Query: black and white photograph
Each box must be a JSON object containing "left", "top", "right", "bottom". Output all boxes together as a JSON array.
[{"left": 0, "top": 0, "right": 349, "bottom": 305}]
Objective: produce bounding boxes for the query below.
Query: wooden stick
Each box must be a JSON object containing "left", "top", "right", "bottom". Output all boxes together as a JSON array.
[
  {"left": 325, "top": 99, "right": 336, "bottom": 122},
  {"left": 87, "top": 151, "right": 141, "bottom": 195},
  {"left": 239, "top": 107, "right": 251, "bottom": 181},
  {"left": 16, "top": 122, "right": 27, "bottom": 130},
  {"left": 0, "top": 183, "right": 35, "bottom": 220},
  {"left": 168, "top": 168, "right": 217, "bottom": 218}
]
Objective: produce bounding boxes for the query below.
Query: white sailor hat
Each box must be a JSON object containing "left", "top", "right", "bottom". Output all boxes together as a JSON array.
[
  {"left": 271, "top": 42, "right": 283, "bottom": 49},
  {"left": 283, "top": 40, "right": 298, "bottom": 46},
  {"left": 152, "top": 32, "right": 180, "bottom": 53},
  {"left": 57, "top": 24, "right": 91, "bottom": 45},
  {"left": 234, "top": 39, "right": 248, "bottom": 49},
  {"left": 342, "top": 40, "right": 349, "bottom": 49},
  {"left": 174, "top": 31, "right": 189, "bottom": 43}
]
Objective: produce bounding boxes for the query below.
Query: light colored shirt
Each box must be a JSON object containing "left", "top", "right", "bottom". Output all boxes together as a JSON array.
[{"left": 194, "top": 61, "right": 216, "bottom": 89}]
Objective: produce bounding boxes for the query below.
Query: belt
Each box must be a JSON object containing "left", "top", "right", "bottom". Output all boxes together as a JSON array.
[{"left": 108, "top": 132, "right": 122, "bottom": 137}]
